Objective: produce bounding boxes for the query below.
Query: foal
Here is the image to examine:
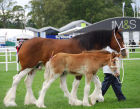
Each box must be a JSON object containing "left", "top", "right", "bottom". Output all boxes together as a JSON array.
[{"left": 36, "top": 50, "right": 120, "bottom": 107}]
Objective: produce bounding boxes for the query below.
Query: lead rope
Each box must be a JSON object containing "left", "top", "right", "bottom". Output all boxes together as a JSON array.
[
  {"left": 114, "top": 30, "right": 125, "bottom": 84},
  {"left": 116, "top": 59, "right": 124, "bottom": 84}
]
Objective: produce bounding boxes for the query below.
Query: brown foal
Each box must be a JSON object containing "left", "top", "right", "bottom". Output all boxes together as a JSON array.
[{"left": 36, "top": 50, "right": 120, "bottom": 107}]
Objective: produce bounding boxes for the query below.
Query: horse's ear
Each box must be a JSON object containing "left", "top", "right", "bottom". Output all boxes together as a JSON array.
[
  {"left": 115, "top": 26, "right": 118, "bottom": 33},
  {"left": 111, "top": 52, "right": 116, "bottom": 58},
  {"left": 118, "top": 29, "right": 123, "bottom": 32}
]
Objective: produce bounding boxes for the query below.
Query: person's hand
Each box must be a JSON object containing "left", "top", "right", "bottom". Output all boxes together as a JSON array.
[{"left": 114, "top": 72, "right": 120, "bottom": 77}]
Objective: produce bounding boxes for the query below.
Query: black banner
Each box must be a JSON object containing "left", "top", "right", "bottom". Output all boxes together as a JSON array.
[{"left": 75, "top": 17, "right": 140, "bottom": 33}]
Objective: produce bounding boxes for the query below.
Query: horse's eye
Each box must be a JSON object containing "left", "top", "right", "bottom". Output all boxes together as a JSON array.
[
  {"left": 113, "top": 61, "right": 116, "bottom": 64},
  {"left": 117, "top": 39, "right": 121, "bottom": 41}
]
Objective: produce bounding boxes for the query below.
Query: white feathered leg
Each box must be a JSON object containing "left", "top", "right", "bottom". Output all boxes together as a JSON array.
[
  {"left": 3, "top": 68, "right": 32, "bottom": 107},
  {"left": 60, "top": 75, "right": 82, "bottom": 106},
  {"left": 60, "top": 74, "right": 70, "bottom": 98},
  {"left": 24, "top": 71, "right": 36, "bottom": 105},
  {"left": 90, "top": 75, "right": 104, "bottom": 105},
  {"left": 83, "top": 74, "right": 92, "bottom": 106},
  {"left": 36, "top": 73, "right": 60, "bottom": 108},
  {"left": 69, "top": 79, "right": 82, "bottom": 106}
]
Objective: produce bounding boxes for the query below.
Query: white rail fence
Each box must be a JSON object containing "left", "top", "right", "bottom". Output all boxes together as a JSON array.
[
  {"left": 0, "top": 47, "right": 19, "bottom": 72},
  {"left": 0, "top": 46, "right": 140, "bottom": 71},
  {"left": 123, "top": 45, "right": 140, "bottom": 61}
]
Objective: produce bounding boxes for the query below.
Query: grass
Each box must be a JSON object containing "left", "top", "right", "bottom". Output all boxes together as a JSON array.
[{"left": 0, "top": 53, "right": 140, "bottom": 109}]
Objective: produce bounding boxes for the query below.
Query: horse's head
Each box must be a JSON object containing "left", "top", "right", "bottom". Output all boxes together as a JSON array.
[
  {"left": 108, "top": 52, "right": 121, "bottom": 76},
  {"left": 110, "top": 26, "right": 127, "bottom": 58}
]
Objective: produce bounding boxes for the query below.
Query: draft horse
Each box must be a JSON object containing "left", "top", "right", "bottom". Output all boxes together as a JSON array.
[
  {"left": 4, "top": 26, "right": 126, "bottom": 107},
  {"left": 37, "top": 50, "right": 121, "bottom": 107}
]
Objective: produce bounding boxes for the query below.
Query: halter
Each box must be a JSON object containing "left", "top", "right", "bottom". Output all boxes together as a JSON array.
[
  {"left": 113, "top": 30, "right": 125, "bottom": 84},
  {"left": 113, "top": 29, "right": 126, "bottom": 52}
]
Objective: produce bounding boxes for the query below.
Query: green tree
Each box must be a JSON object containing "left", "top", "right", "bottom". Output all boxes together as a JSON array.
[
  {"left": 123, "top": 0, "right": 133, "bottom": 17},
  {"left": 12, "top": 5, "right": 25, "bottom": 29},
  {"left": 29, "top": 0, "right": 69, "bottom": 28},
  {"left": 29, "top": 0, "right": 134, "bottom": 28},
  {"left": 0, "top": 0, "right": 16, "bottom": 28}
]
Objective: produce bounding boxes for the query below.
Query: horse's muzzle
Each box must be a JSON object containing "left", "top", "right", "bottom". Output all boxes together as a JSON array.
[{"left": 120, "top": 49, "right": 127, "bottom": 58}]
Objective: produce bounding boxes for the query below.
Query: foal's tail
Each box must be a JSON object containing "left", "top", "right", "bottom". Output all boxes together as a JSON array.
[{"left": 44, "top": 61, "right": 51, "bottom": 80}]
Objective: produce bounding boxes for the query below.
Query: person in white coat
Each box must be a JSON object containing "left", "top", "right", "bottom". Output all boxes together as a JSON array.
[{"left": 102, "top": 46, "right": 126, "bottom": 101}]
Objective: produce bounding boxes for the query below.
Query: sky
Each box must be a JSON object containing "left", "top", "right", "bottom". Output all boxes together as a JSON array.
[{"left": 15, "top": 0, "right": 31, "bottom": 7}]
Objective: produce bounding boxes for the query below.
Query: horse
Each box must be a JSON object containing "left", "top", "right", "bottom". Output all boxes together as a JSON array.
[
  {"left": 3, "top": 26, "right": 126, "bottom": 107},
  {"left": 36, "top": 50, "right": 121, "bottom": 107}
]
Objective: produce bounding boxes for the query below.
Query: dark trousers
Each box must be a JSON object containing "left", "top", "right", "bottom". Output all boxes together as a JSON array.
[{"left": 102, "top": 73, "right": 126, "bottom": 101}]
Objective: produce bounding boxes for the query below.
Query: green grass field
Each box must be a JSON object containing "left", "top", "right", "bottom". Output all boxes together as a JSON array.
[{"left": 0, "top": 52, "right": 140, "bottom": 109}]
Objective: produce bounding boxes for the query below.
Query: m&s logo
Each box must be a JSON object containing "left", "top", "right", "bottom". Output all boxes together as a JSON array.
[{"left": 112, "top": 20, "right": 136, "bottom": 30}]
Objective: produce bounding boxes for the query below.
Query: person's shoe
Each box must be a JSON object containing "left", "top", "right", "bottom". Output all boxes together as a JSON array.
[{"left": 118, "top": 98, "right": 126, "bottom": 101}]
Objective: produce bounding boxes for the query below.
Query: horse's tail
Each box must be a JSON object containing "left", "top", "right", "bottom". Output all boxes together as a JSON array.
[{"left": 44, "top": 61, "right": 51, "bottom": 80}]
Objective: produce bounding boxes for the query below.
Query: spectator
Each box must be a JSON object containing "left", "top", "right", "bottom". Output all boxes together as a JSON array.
[
  {"left": 129, "top": 40, "right": 132, "bottom": 52},
  {"left": 131, "top": 40, "right": 136, "bottom": 52}
]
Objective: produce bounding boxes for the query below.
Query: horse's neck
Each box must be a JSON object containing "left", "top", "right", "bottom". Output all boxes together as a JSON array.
[{"left": 97, "top": 54, "right": 111, "bottom": 67}]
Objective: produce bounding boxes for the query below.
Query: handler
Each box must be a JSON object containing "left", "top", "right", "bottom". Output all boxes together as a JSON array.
[{"left": 102, "top": 46, "right": 126, "bottom": 101}]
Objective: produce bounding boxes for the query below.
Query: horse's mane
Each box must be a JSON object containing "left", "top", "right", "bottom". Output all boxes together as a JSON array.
[
  {"left": 82, "top": 50, "right": 111, "bottom": 54},
  {"left": 72, "top": 30, "right": 113, "bottom": 50}
]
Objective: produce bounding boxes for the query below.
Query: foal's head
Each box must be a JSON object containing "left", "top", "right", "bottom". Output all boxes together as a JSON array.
[
  {"left": 110, "top": 26, "right": 127, "bottom": 58},
  {"left": 108, "top": 52, "right": 121, "bottom": 76}
]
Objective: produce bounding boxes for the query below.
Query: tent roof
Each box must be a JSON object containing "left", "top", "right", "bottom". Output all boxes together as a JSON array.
[
  {"left": 39, "top": 26, "right": 59, "bottom": 32},
  {"left": 25, "top": 26, "right": 59, "bottom": 32},
  {"left": 59, "top": 20, "right": 91, "bottom": 32}
]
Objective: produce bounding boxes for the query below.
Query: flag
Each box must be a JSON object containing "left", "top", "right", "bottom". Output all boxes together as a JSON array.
[
  {"left": 122, "top": 2, "right": 125, "bottom": 17},
  {"left": 131, "top": 3, "right": 136, "bottom": 17},
  {"left": 131, "top": 3, "right": 136, "bottom": 12}
]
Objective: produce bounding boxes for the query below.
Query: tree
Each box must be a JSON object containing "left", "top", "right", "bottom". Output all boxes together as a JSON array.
[
  {"left": 123, "top": 0, "right": 133, "bottom": 17},
  {"left": 29, "top": 0, "right": 69, "bottom": 28},
  {"left": 28, "top": 0, "right": 134, "bottom": 28},
  {"left": 12, "top": 5, "right": 25, "bottom": 29},
  {"left": 0, "top": 0, "right": 16, "bottom": 28}
]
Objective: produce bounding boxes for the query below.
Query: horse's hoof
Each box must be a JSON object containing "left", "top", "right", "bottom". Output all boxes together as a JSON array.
[
  {"left": 83, "top": 102, "right": 91, "bottom": 106},
  {"left": 69, "top": 98, "right": 82, "bottom": 106},
  {"left": 90, "top": 99, "right": 96, "bottom": 105},
  {"left": 75, "top": 99, "right": 83, "bottom": 106},
  {"left": 36, "top": 101, "right": 46, "bottom": 108},
  {"left": 4, "top": 101, "right": 17, "bottom": 107},
  {"left": 96, "top": 95, "right": 104, "bottom": 102},
  {"left": 24, "top": 97, "right": 37, "bottom": 105}
]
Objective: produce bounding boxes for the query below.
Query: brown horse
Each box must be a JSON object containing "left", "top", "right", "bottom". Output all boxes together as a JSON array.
[
  {"left": 4, "top": 26, "right": 126, "bottom": 107},
  {"left": 36, "top": 50, "right": 121, "bottom": 107}
]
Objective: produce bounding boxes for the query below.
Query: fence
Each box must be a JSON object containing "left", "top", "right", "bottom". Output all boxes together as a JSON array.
[
  {"left": 123, "top": 45, "right": 140, "bottom": 61},
  {"left": 0, "top": 47, "right": 19, "bottom": 72}
]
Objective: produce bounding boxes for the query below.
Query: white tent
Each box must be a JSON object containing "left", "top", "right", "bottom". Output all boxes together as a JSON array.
[{"left": 0, "top": 29, "right": 35, "bottom": 42}]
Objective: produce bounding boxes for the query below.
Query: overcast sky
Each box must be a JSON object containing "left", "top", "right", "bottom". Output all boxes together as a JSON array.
[{"left": 15, "top": 0, "right": 30, "bottom": 7}]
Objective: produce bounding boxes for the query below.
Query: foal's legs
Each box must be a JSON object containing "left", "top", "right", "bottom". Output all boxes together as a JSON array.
[
  {"left": 83, "top": 73, "right": 92, "bottom": 106},
  {"left": 70, "top": 76, "right": 82, "bottom": 103},
  {"left": 3, "top": 68, "right": 32, "bottom": 107},
  {"left": 60, "top": 75, "right": 82, "bottom": 106},
  {"left": 24, "top": 70, "right": 36, "bottom": 105},
  {"left": 60, "top": 74, "right": 70, "bottom": 98},
  {"left": 89, "top": 75, "right": 104, "bottom": 105},
  {"left": 36, "top": 72, "right": 60, "bottom": 108}
]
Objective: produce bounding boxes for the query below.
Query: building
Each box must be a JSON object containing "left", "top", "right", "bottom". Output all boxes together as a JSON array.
[
  {"left": 74, "top": 17, "right": 140, "bottom": 45},
  {"left": 58, "top": 20, "right": 91, "bottom": 38},
  {"left": 26, "top": 20, "right": 91, "bottom": 39}
]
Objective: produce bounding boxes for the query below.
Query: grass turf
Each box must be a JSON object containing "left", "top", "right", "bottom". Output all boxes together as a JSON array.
[{"left": 0, "top": 53, "right": 140, "bottom": 109}]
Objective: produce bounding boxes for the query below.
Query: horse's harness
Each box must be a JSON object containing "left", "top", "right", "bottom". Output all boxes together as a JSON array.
[{"left": 113, "top": 30, "right": 125, "bottom": 84}]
